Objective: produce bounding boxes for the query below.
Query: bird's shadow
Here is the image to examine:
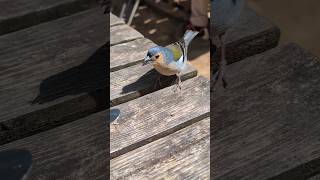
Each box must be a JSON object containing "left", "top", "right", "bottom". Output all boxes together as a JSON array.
[
  {"left": 32, "top": 43, "right": 108, "bottom": 104},
  {"left": 121, "top": 68, "right": 177, "bottom": 95}
]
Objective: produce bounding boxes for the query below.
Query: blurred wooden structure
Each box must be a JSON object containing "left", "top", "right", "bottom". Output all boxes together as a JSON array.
[
  {"left": 0, "top": 1, "right": 107, "bottom": 179},
  {"left": 212, "top": 4, "right": 320, "bottom": 180}
]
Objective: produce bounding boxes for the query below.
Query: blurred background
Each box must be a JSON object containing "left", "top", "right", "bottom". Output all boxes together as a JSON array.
[
  {"left": 111, "top": 0, "right": 320, "bottom": 79},
  {"left": 111, "top": 0, "right": 211, "bottom": 79},
  {"left": 248, "top": 0, "right": 320, "bottom": 57}
]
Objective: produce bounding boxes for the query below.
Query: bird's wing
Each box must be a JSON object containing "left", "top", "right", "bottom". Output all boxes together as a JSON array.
[
  {"left": 166, "top": 42, "right": 184, "bottom": 62},
  {"left": 166, "top": 42, "right": 187, "bottom": 72}
]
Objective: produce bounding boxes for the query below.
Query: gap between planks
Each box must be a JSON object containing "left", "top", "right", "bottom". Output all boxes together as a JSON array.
[
  {"left": 0, "top": 0, "right": 100, "bottom": 35},
  {"left": 110, "top": 76, "right": 209, "bottom": 159},
  {"left": 0, "top": 8, "right": 107, "bottom": 145},
  {"left": 110, "top": 13, "right": 125, "bottom": 27},
  {"left": 110, "top": 23, "right": 145, "bottom": 46},
  {"left": 0, "top": 107, "right": 107, "bottom": 179},
  {"left": 0, "top": 76, "right": 209, "bottom": 178},
  {"left": 212, "top": 43, "right": 320, "bottom": 179},
  {"left": 110, "top": 62, "right": 197, "bottom": 106},
  {"left": 111, "top": 117, "right": 210, "bottom": 179},
  {"left": 211, "top": 7, "right": 280, "bottom": 71},
  {"left": 110, "top": 38, "right": 156, "bottom": 72}
]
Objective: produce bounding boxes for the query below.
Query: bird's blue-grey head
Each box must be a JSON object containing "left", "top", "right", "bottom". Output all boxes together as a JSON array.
[{"left": 143, "top": 46, "right": 163, "bottom": 66}]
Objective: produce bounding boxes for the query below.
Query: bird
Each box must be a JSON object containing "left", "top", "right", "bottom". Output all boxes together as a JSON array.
[
  {"left": 143, "top": 30, "right": 199, "bottom": 91},
  {"left": 211, "top": 0, "right": 246, "bottom": 88}
]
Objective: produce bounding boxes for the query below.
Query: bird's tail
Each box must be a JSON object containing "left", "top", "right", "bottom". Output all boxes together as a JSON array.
[{"left": 182, "top": 30, "right": 199, "bottom": 47}]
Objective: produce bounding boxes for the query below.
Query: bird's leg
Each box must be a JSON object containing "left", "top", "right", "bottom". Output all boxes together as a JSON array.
[
  {"left": 220, "top": 34, "right": 228, "bottom": 88},
  {"left": 177, "top": 73, "right": 182, "bottom": 90},
  {"left": 213, "top": 33, "right": 228, "bottom": 88},
  {"left": 173, "top": 73, "right": 182, "bottom": 92},
  {"left": 170, "top": 74, "right": 178, "bottom": 86}
]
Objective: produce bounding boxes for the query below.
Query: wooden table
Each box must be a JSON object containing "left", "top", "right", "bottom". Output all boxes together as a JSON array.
[
  {"left": 211, "top": 7, "right": 320, "bottom": 180},
  {"left": 0, "top": 0, "right": 210, "bottom": 177},
  {"left": 209, "top": 4, "right": 320, "bottom": 180},
  {"left": 109, "top": 13, "right": 210, "bottom": 179},
  {"left": 212, "top": 43, "right": 320, "bottom": 180},
  {"left": 1, "top": 1, "right": 319, "bottom": 179},
  {"left": 0, "top": 1, "right": 107, "bottom": 179},
  {"left": 211, "top": 6, "right": 281, "bottom": 71}
]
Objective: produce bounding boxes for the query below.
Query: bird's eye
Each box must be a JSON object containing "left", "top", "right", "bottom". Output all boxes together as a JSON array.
[{"left": 155, "top": 55, "right": 160, "bottom": 59}]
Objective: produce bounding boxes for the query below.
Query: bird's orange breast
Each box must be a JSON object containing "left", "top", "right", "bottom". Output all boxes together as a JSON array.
[{"left": 152, "top": 56, "right": 177, "bottom": 76}]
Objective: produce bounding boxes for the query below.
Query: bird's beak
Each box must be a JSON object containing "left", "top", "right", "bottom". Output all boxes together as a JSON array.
[{"left": 142, "top": 56, "right": 151, "bottom": 66}]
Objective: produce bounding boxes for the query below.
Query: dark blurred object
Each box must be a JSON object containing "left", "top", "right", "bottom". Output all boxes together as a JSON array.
[
  {"left": 98, "top": 0, "right": 110, "bottom": 13},
  {"left": 108, "top": 108, "right": 121, "bottom": 123},
  {"left": 0, "top": 149, "right": 32, "bottom": 180},
  {"left": 211, "top": 41, "right": 218, "bottom": 74}
]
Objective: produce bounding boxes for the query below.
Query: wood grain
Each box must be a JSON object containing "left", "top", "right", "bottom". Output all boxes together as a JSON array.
[
  {"left": 212, "top": 7, "right": 280, "bottom": 66},
  {"left": 110, "top": 24, "right": 144, "bottom": 46},
  {"left": 0, "top": 0, "right": 99, "bottom": 35},
  {"left": 212, "top": 43, "right": 320, "bottom": 180},
  {"left": 110, "top": 62, "right": 197, "bottom": 106},
  {"left": 0, "top": 76, "right": 209, "bottom": 179},
  {"left": 110, "top": 38, "right": 156, "bottom": 72},
  {"left": 0, "top": 8, "right": 107, "bottom": 145},
  {"left": 111, "top": 117, "right": 210, "bottom": 179},
  {"left": 111, "top": 76, "right": 210, "bottom": 158},
  {"left": 0, "top": 110, "right": 107, "bottom": 179},
  {"left": 110, "top": 13, "right": 125, "bottom": 27},
  {"left": 267, "top": 156, "right": 320, "bottom": 180}
]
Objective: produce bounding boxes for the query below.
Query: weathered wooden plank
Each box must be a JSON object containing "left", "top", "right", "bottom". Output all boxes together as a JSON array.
[
  {"left": 212, "top": 43, "right": 320, "bottom": 179},
  {"left": 0, "top": 110, "right": 107, "bottom": 179},
  {"left": 110, "top": 13, "right": 125, "bottom": 27},
  {"left": 0, "top": 8, "right": 107, "bottom": 145},
  {"left": 110, "top": 38, "right": 156, "bottom": 71},
  {"left": 0, "top": 0, "right": 99, "bottom": 35},
  {"left": 110, "top": 24, "right": 144, "bottom": 46},
  {"left": 212, "top": 7, "right": 280, "bottom": 65},
  {"left": 267, "top": 156, "right": 320, "bottom": 180},
  {"left": 110, "top": 62, "right": 197, "bottom": 106},
  {"left": 111, "top": 76, "right": 209, "bottom": 158},
  {"left": 111, "top": 117, "right": 210, "bottom": 179}
]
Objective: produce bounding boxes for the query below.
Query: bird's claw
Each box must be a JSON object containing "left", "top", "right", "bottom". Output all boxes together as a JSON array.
[
  {"left": 173, "top": 74, "right": 182, "bottom": 93},
  {"left": 173, "top": 84, "right": 182, "bottom": 93},
  {"left": 212, "top": 71, "right": 228, "bottom": 89}
]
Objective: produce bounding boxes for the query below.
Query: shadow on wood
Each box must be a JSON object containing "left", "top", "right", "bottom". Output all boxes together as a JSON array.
[
  {"left": 32, "top": 43, "right": 108, "bottom": 105},
  {"left": 267, "top": 156, "right": 320, "bottom": 180},
  {"left": 121, "top": 69, "right": 177, "bottom": 95}
]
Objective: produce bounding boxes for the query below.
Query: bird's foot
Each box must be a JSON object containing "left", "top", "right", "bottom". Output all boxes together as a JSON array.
[
  {"left": 173, "top": 84, "right": 182, "bottom": 93},
  {"left": 212, "top": 71, "right": 228, "bottom": 89},
  {"left": 213, "top": 34, "right": 228, "bottom": 89},
  {"left": 171, "top": 77, "right": 177, "bottom": 86},
  {"left": 173, "top": 74, "right": 182, "bottom": 93}
]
